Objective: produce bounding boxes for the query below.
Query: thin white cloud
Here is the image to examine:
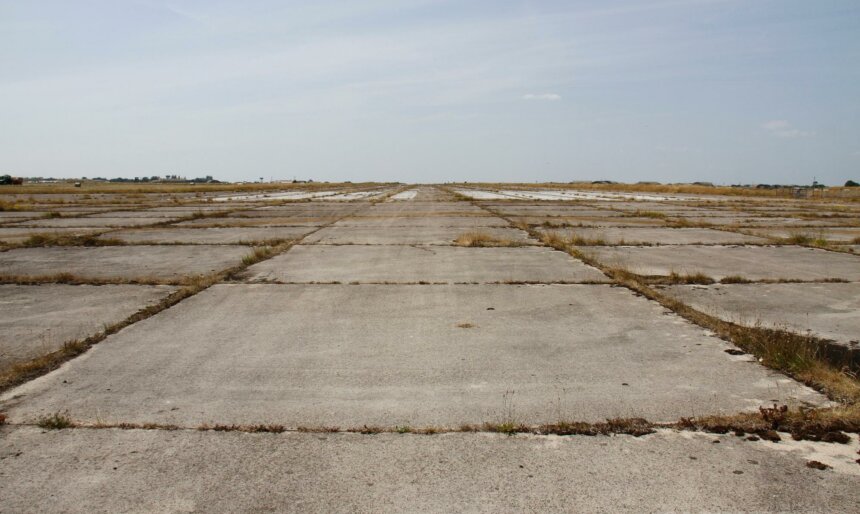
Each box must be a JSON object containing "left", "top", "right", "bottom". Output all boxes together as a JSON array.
[
  {"left": 523, "top": 93, "right": 561, "bottom": 101},
  {"left": 761, "top": 120, "right": 814, "bottom": 138}
]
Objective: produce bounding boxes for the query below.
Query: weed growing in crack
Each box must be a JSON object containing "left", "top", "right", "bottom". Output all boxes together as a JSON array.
[
  {"left": 242, "top": 246, "right": 275, "bottom": 265},
  {"left": 36, "top": 411, "right": 74, "bottom": 430},
  {"left": 454, "top": 231, "right": 524, "bottom": 247}
]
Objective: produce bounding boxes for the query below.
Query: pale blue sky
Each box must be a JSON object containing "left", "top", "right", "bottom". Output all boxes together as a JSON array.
[{"left": 1, "top": 1, "right": 858, "bottom": 184}]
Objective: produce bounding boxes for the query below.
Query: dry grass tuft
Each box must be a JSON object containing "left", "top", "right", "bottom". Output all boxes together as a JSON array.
[
  {"left": 676, "top": 403, "right": 860, "bottom": 441},
  {"left": 539, "top": 231, "right": 571, "bottom": 250},
  {"left": 454, "top": 231, "right": 524, "bottom": 247},
  {"left": 0, "top": 200, "right": 29, "bottom": 212},
  {"left": 720, "top": 275, "right": 753, "bottom": 284},
  {"left": 625, "top": 210, "right": 667, "bottom": 220},
  {"left": 20, "top": 233, "right": 125, "bottom": 247},
  {"left": 665, "top": 271, "right": 716, "bottom": 285},
  {"left": 242, "top": 245, "right": 276, "bottom": 265},
  {"left": 36, "top": 411, "right": 75, "bottom": 430},
  {"left": 785, "top": 232, "right": 830, "bottom": 248}
]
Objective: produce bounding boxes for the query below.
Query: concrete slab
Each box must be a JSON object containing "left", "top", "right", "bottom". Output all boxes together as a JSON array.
[
  {"left": 360, "top": 202, "right": 486, "bottom": 215},
  {"left": 494, "top": 208, "right": 624, "bottom": 217},
  {"left": 175, "top": 216, "right": 334, "bottom": 228},
  {"left": 2, "top": 427, "right": 858, "bottom": 513},
  {"left": 511, "top": 216, "right": 667, "bottom": 227},
  {"left": 304, "top": 226, "right": 534, "bottom": 245},
  {"left": 580, "top": 245, "right": 860, "bottom": 281},
  {"left": 101, "top": 227, "right": 313, "bottom": 245},
  {"left": 660, "top": 283, "right": 860, "bottom": 347},
  {"left": 10, "top": 217, "right": 174, "bottom": 228},
  {"left": 539, "top": 227, "right": 769, "bottom": 245},
  {"left": 0, "top": 284, "right": 824, "bottom": 426},
  {"left": 234, "top": 205, "right": 362, "bottom": 217},
  {"left": 332, "top": 215, "right": 507, "bottom": 228},
  {"left": 0, "top": 284, "right": 177, "bottom": 372},
  {"left": 0, "top": 245, "right": 251, "bottom": 282},
  {"left": 678, "top": 216, "right": 857, "bottom": 227},
  {"left": 745, "top": 227, "right": 860, "bottom": 242},
  {"left": 242, "top": 245, "right": 607, "bottom": 283},
  {"left": 0, "top": 227, "right": 104, "bottom": 244},
  {"left": 0, "top": 211, "right": 44, "bottom": 220},
  {"left": 86, "top": 210, "right": 190, "bottom": 218}
]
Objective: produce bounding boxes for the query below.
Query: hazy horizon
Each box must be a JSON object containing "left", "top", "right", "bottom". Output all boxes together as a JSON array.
[{"left": 2, "top": 1, "right": 858, "bottom": 185}]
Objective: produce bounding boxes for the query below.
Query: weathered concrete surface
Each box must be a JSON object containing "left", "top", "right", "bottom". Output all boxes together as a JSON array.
[
  {"left": 9, "top": 217, "right": 174, "bottom": 228},
  {"left": 360, "top": 202, "right": 487, "bottom": 214},
  {"left": 101, "top": 227, "right": 313, "bottom": 244},
  {"left": 510, "top": 216, "right": 667, "bottom": 227},
  {"left": 86, "top": 210, "right": 189, "bottom": 218},
  {"left": 333, "top": 215, "right": 507, "bottom": 227},
  {"left": 304, "top": 226, "right": 534, "bottom": 245},
  {"left": 580, "top": 245, "right": 860, "bottom": 281},
  {"left": 675, "top": 216, "right": 856, "bottom": 227},
  {"left": 175, "top": 216, "right": 334, "bottom": 228},
  {"left": 539, "top": 227, "right": 768, "bottom": 245},
  {"left": 0, "top": 212, "right": 44, "bottom": 222},
  {"left": 0, "top": 227, "right": 103, "bottom": 244},
  {"left": 496, "top": 208, "right": 625, "bottom": 217},
  {"left": 0, "top": 284, "right": 825, "bottom": 427},
  {"left": 232, "top": 205, "right": 362, "bottom": 217},
  {"left": 0, "top": 245, "right": 251, "bottom": 282},
  {"left": 745, "top": 226, "right": 860, "bottom": 242},
  {"left": 241, "top": 245, "right": 608, "bottom": 283},
  {"left": 1, "top": 427, "right": 858, "bottom": 513},
  {"left": 0, "top": 284, "right": 177, "bottom": 371},
  {"left": 660, "top": 283, "right": 860, "bottom": 347}
]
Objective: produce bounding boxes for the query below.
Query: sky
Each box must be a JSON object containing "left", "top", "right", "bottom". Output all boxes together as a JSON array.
[{"left": 1, "top": 1, "right": 859, "bottom": 185}]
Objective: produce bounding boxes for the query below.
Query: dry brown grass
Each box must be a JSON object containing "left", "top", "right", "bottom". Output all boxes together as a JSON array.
[
  {"left": 242, "top": 245, "right": 276, "bottom": 265},
  {"left": 19, "top": 233, "right": 124, "bottom": 248},
  {"left": 624, "top": 210, "right": 667, "bottom": 220},
  {"left": 454, "top": 231, "right": 525, "bottom": 247},
  {"left": 664, "top": 271, "right": 716, "bottom": 285},
  {"left": 2, "top": 181, "right": 396, "bottom": 195},
  {"left": 0, "top": 200, "right": 30, "bottom": 211}
]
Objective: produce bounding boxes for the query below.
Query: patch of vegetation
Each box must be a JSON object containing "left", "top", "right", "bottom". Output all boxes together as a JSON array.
[
  {"left": 20, "top": 233, "right": 124, "bottom": 247},
  {"left": 36, "top": 411, "right": 75, "bottom": 430},
  {"left": 785, "top": 232, "right": 829, "bottom": 248},
  {"left": 720, "top": 275, "right": 753, "bottom": 284},
  {"left": 454, "top": 231, "right": 524, "bottom": 247},
  {"left": 242, "top": 245, "right": 275, "bottom": 265},
  {"left": 626, "top": 210, "right": 667, "bottom": 220},
  {"left": 0, "top": 200, "right": 28, "bottom": 211},
  {"left": 665, "top": 272, "right": 716, "bottom": 285}
]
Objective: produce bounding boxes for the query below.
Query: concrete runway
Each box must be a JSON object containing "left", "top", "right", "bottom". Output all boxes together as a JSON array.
[{"left": 1, "top": 185, "right": 859, "bottom": 512}]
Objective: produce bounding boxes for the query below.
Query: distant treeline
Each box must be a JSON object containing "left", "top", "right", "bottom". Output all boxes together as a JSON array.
[{"left": 7, "top": 175, "right": 222, "bottom": 184}]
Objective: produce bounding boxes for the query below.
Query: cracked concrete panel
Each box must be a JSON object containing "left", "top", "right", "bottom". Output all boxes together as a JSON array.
[
  {"left": 101, "top": 227, "right": 313, "bottom": 245},
  {"left": 0, "top": 284, "right": 177, "bottom": 372},
  {"left": 580, "top": 245, "right": 860, "bottom": 281},
  {"left": 240, "top": 245, "right": 607, "bottom": 283},
  {"left": 0, "top": 284, "right": 826, "bottom": 427},
  {"left": 0, "top": 245, "right": 251, "bottom": 282},
  {"left": 660, "top": 283, "right": 860, "bottom": 348},
  {"left": 303, "top": 226, "right": 534, "bottom": 245},
  {"left": 1, "top": 427, "right": 858, "bottom": 513},
  {"left": 537, "top": 227, "right": 768, "bottom": 245}
]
